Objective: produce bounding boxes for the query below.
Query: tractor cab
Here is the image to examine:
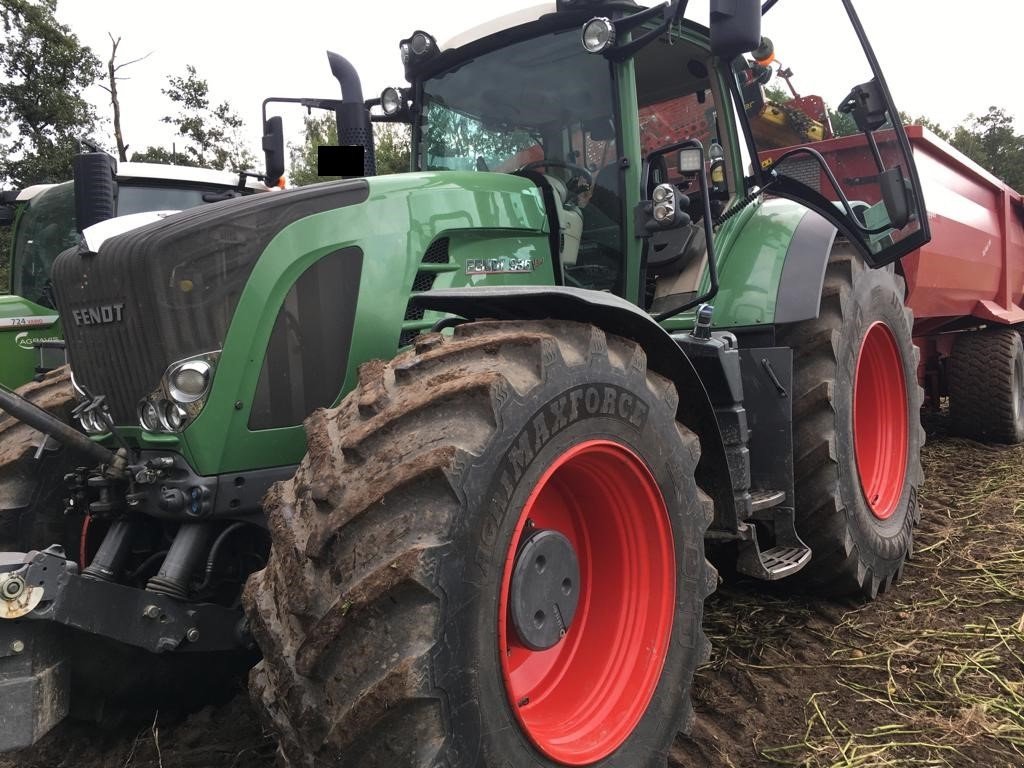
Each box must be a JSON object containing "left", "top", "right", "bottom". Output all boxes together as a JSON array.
[{"left": 331, "top": 0, "right": 928, "bottom": 317}]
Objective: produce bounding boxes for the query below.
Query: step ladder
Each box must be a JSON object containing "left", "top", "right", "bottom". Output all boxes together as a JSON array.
[{"left": 735, "top": 489, "right": 811, "bottom": 581}]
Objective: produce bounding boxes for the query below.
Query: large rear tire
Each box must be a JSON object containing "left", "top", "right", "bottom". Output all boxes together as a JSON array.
[
  {"left": 244, "top": 320, "right": 715, "bottom": 767},
  {"left": 949, "top": 327, "right": 1024, "bottom": 444},
  {"left": 778, "top": 247, "right": 924, "bottom": 599}
]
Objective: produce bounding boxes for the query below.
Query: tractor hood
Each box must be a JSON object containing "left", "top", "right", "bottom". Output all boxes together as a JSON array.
[
  {"left": 52, "top": 179, "right": 371, "bottom": 423},
  {"left": 52, "top": 172, "right": 548, "bottom": 428}
]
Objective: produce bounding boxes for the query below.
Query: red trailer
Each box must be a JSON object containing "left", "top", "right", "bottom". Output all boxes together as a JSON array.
[{"left": 763, "top": 125, "right": 1024, "bottom": 442}]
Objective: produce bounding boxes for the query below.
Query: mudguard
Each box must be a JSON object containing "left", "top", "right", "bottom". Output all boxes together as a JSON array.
[
  {"left": 773, "top": 208, "right": 838, "bottom": 325},
  {"left": 414, "top": 286, "right": 737, "bottom": 526}
]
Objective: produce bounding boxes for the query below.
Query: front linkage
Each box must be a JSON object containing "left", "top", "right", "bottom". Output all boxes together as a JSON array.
[{"left": 0, "top": 385, "right": 270, "bottom": 751}]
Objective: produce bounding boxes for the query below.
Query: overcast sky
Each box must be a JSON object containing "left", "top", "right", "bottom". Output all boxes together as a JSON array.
[{"left": 53, "top": 0, "right": 1024, "bottom": 169}]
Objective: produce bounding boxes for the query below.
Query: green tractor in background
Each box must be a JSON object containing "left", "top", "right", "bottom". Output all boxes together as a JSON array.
[{"left": 0, "top": 1, "right": 930, "bottom": 764}]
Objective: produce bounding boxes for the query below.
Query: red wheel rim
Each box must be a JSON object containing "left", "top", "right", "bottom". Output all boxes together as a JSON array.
[
  {"left": 498, "top": 439, "right": 675, "bottom": 764},
  {"left": 853, "top": 322, "right": 908, "bottom": 519}
]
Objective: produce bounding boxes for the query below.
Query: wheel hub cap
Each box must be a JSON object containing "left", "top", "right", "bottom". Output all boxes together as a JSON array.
[{"left": 510, "top": 529, "right": 580, "bottom": 651}]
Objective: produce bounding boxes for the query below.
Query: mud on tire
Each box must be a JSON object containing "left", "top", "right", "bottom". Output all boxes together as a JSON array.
[
  {"left": 778, "top": 247, "right": 924, "bottom": 599},
  {"left": 244, "top": 320, "right": 715, "bottom": 767},
  {"left": 0, "top": 366, "right": 78, "bottom": 553}
]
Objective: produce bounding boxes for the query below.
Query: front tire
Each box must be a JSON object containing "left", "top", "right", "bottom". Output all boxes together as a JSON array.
[
  {"left": 778, "top": 247, "right": 924, "bottom": 598},
  {"left": 244, "top": 320, "right": 715, "bottom": 767}
]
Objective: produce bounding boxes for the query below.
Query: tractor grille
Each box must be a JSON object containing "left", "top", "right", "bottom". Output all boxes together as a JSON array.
[
  {"left": 399, "top": 237, "right": 451, "bottom": 347},
  {"left": 54, "top": 181, "right": 368, "bottom": 423}
]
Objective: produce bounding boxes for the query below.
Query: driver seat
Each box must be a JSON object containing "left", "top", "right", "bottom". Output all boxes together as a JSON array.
[{"left": 543, "top": 175, "right": 584, "bottom": 267}]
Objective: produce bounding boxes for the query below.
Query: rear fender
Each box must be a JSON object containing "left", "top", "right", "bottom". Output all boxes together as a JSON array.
[
  {"left": 414, "top": 286, "right": 736, "bottom": 527},
  {"left": 773, "top": 208, "right": 839, "bottom": 325}
]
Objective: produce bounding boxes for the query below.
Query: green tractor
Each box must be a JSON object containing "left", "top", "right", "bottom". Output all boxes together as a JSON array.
[{"left": 0, "top": 1, "right": 930, "bottom": 763}]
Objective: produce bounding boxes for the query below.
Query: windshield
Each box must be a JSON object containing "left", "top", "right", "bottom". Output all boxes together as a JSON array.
[
  {"left": 117, "top": 184, "right": 225, "bottom": 215},
  {"left": 12, "top": 183, "right": 77, "bottom": 306},
  {"left": 419, "top": 26, "right": 628, "bottom": 293},
  {"left": 419, "top": 27, "right": 617, "bottom": 174}
]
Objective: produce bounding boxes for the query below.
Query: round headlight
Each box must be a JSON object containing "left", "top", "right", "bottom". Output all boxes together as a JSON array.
[
  {"left": 381, "top": 87, "right": 403, "bottom": 116},
  {"left": 138, "top": 399, "right": 162, "bottom": 432},
  {"left": 410, "top": 32, "right": 432, "bottom": 56},
  {"left": 168, "top": 360, "right": 211, "bottom": 404},
  {"left": 582, "top": 18, "right": 616, "bottom": 54},
  {"left": 160, "top": 400, "right": 188, "bottom": 433},
  {"left": 652, "top": 184, "right": 673, "bottom": 204},
  {"left": 80, "top": 409, "right": 107, "bottom": 435},
  {"left": 653, "top": 203, "right": 675, "bottom": 223}
]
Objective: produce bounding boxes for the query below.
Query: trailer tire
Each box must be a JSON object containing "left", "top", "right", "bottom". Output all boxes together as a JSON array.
[
  {"left": 949, "top": 328, "right": 1024, "bottom": 444},
  {"left": 0, "top": 366, "right": 78, "bottom": 553},
  {"left": 244, "top": 320, "right": 715, "bottom": 767},
  {"left": 778, "top": 246, "right": 924, "bottom": 599}
]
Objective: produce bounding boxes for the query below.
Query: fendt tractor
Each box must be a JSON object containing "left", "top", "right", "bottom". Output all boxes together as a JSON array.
[{"left": 0, "top": 0, "right": 943, "bottom": 764}]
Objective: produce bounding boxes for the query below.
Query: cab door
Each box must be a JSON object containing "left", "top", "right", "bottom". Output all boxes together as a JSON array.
[{"left": 738, "top": 0, "right": 929, "bottom": 266}]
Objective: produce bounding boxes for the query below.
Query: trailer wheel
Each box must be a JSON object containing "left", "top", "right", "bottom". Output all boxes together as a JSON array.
[
  {"left": 778, "top": 247, "right": 924, "bottom": 598},
  {"left": 949, "top": 328, "right": 1024, "bottom": 444},
  {"left": 244, "top": 320, "right": 715, "bottom": 767}
]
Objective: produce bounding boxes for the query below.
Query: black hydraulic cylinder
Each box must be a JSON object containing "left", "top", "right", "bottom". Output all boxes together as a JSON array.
[
  {"left": 0, "top": 386, "right": 115, "bottom": 466},
  {"left": 81, "top": 519, "right": 136, "bottom": 582},
  {"left": 146, "top": 523, "right": 213, "bottom": 600}
]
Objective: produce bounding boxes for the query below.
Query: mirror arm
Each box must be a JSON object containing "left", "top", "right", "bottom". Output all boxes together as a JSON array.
[
  {"left": 766, "top": 147, "right": 892, "bottom": 235},
  {"left": 606, "top": 0, "right": 685, "bottom": 61}
]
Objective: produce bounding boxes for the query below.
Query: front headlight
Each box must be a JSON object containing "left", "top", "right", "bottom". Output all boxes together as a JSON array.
[
  {"left": 167, "top": 360, "right": 211, "bottom": 404},
  {"left": 139, "top": 350, "right": 220, "bottom": 434}
]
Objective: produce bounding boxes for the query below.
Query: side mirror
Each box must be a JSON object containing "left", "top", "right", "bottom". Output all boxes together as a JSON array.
[
  {"left": 263, "top": 116, "right": 286, "bottom": 187},
  {"left": 710, "top": 0, "right": 762, "bottom": 60},
  {"left": 0, "top": 205, "right": 13, "bottom": 228},
  {"left": 72, "top": 152, "right": 117, "bottom": 234},
  {"left": 879, "top": 167, "right": 910, "bottom": 230}
]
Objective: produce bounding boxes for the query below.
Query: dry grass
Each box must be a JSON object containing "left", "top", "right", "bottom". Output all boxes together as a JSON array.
[{"left": 756, "top": 438, "right": 1024, "bottom": 767}]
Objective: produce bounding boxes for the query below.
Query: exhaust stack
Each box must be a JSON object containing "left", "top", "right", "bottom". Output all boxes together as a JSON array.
[{"left": 327, "top": 51, "right": 376, "bottom": 177}]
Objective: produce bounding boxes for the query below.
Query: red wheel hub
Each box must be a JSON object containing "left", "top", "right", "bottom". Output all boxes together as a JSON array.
[
  {"left": 853, "top": 322, "right": 908, "bottom": 519},
  {"left": 498, "top": 439, "right": 675, "bottom": 765}
]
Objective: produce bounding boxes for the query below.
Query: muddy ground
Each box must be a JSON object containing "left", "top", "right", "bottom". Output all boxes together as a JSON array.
[{"left": 4, "top": 414, "right": 1022, "bottom": 768}]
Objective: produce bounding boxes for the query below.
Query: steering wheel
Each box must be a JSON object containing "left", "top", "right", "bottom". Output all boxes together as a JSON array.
[{"left": 516, "top": 159, "right": 593, "bottom": 187}]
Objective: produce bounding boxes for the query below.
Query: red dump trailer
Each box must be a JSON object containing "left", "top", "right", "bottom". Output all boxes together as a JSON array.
[{"left": 764, "top": 125, "right": 1024, "bottom": 441}]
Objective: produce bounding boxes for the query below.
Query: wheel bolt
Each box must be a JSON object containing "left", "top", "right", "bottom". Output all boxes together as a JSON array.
[
  {"left": 142, "top": 604, "right": 160, "bottom": 619},
  {"left": 186, "top": 627, "right": 200, "bottom": 643},
  {"left": 1, "top": 575, "right": 25, "bottom": 601},
  {"left": 10, "top": 640, "right": 25, "bottom": 654}
]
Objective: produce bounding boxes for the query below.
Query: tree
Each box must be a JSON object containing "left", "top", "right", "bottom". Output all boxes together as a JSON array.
[
  {"left": 127, "top": 145, "right": 198, "bottom": 166},
  {"left": 0, "top": 0, "right": 101, "bottom": 185},
  {"left": 0, "top": 227, "right": 10, "bottom": 291},
  {"left": 99, "top": 33, "right": 151, "bottom": 161},
  {"left": 159, "top": 65, "right": 255, "bottom": 172},
  {"left": 949, "top": 107, "right": 1024, "bottom": 192},
  {"left": 288, "top": 114, "right": 410, "bottom": 186}
]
